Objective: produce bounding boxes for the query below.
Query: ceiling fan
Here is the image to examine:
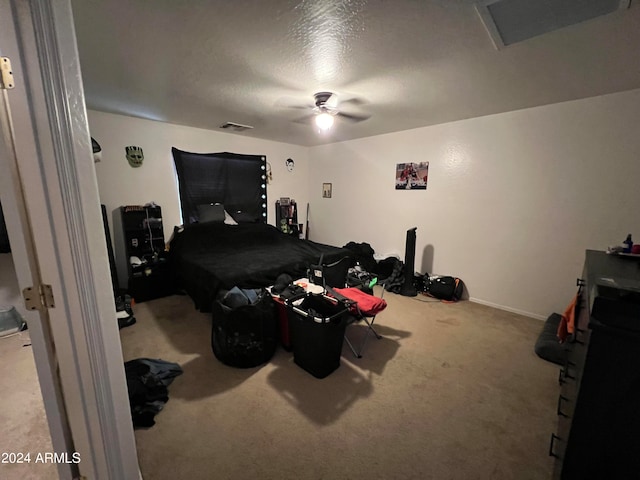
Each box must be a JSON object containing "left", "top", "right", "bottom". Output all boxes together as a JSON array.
[{"left": 286, "top": 92, "right": 371, "bottom": 131}]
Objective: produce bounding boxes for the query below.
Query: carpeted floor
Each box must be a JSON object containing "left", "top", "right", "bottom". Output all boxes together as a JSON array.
[
  {"left": 0, "top": 253, "right": 57, "bottom": 480},
  {"left": 120, "top": 290, "right": 559, "bottom": 480},
  {"left": 0, "top": 253, "right": 560, "bottom": 480},
  {"left": 0, "top": 330, "right": 58, "bottom": 480}
]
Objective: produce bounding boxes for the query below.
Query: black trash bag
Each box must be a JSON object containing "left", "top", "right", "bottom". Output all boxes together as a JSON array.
[{"left": 211, "top": 288, "right": 278, "bottom": 368}]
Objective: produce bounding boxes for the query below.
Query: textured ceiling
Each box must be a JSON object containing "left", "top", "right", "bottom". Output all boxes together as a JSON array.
[{"left": 71, "top": 0, "right": 640, "bottom": 146}]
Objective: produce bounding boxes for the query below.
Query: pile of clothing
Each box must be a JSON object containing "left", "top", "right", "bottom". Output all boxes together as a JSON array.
[
  {"left": 342, "top": 241, "right": 405, "bottom": 293},
  {"left": 271, "top": 274, "right": 306, "bottom": 299},
  {"left": 124, "top": 358, "right": 183, "bottom": 428}
]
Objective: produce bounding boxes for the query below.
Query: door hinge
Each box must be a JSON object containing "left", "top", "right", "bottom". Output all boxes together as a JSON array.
[
  {"left": 1, "top": 57, "right": 15, "bottom": 89},
  {"left": 23, "top": 284, "right": 55, "bottom": 311}
]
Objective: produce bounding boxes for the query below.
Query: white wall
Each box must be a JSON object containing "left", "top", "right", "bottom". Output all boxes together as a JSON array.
[
  {"left": 89, "top": 110, "right": 309, "bottom": 287},
  {"left": 90, "top": 90, "right": 640, "bottom": 319},
  {"left": 307, "top": 89, "right": 640, "bottom": 319}
]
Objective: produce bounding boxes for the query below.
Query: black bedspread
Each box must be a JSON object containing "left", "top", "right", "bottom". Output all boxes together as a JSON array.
[{"left": 169, "top": 222, "right": 351, "bottom": 311}]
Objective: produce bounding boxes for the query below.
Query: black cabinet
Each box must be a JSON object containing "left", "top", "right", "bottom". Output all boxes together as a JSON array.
[
  {"left": 550, "top": 250, "right": 640, "bottom": 479},
  {"left": 120, "top": 205, "right": 173, "bottom": 302},
  {"left": 275, "top": 198, "right": 299, "bottom": 236}
]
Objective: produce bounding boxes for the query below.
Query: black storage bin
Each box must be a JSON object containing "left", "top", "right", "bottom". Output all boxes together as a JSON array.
[
  {"left": 286, "top": 294, "right": 350, "bottom": 378},
  {"left": 211, "top": 289, "right": 278, "bottom": 368}
]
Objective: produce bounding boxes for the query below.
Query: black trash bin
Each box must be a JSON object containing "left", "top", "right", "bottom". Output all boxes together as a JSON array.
[
  {"left": 211, "top": 288, "right": 278, "bottom": 368},
  {"left": 286, "top": 293, "right": 351, "bottom": 378}
]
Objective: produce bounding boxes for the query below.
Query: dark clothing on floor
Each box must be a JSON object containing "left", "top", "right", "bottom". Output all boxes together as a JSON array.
[{"left": 124, "top": 358, "right": 183, "bottom": 428}]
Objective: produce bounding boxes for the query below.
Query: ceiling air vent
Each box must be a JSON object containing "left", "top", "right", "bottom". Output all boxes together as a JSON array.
[
  {"left": 476, "top": 0, "right": 631, "bottom": 49},
  {"left": 219, "top": 122, "right": 254, "bottom": 132}
]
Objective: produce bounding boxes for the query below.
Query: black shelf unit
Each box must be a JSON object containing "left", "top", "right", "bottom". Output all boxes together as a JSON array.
[
  {"left": 120, "top": 205, "right": 173, "bottom": 302},
  {"left": 275, "top": 198, "right": 299, "bottom": 236}
]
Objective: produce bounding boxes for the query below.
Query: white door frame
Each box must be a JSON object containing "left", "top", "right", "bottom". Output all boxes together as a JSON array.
[
  {"left": 0, "top": 77, "right": 76, "bottom": 480},
  {"left": 0, "top": 1, "right": 139, "bottom": 478}
]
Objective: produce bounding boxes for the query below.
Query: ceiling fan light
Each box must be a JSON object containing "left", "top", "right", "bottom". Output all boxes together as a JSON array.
[{"left": 315, "top": 112, "right": 334, "bottom": 131}]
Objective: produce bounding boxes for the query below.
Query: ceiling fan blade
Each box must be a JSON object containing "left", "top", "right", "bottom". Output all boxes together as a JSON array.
[
  {"left": 337, "top": 111, "right": 371, "bottom": 123},
  {"left": 292, "top": 114, "right": 315, "bottom": 124},
  {"left": 275, "top": 96, "right": 313, "bottom": 110},
  {"left": 325, "top": 93, "right": 339, "bottom": 109},
  {"left": 340, "top": 96, "right": 368, "bottom": 107}
]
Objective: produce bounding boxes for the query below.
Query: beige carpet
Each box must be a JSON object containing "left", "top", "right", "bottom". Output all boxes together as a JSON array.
[
  {"left": 121, "top": 290, "right": 558, "bottom": 480},
  {"left": 0, "top": 335, "right": 57, "bottom": 480}
]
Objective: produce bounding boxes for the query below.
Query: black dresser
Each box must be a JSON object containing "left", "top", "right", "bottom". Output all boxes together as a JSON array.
[{"left": 550, "top": 249, "right": 640, "bottom": 479}]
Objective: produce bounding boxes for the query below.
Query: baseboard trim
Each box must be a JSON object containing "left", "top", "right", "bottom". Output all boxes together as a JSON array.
[{"left": 468, "top": 297, "right": 546, "bottom": 321}]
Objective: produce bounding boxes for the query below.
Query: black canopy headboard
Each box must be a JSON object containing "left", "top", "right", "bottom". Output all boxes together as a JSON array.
[{"left": 172, "top": 148, "right": 267, "bottom": 225}]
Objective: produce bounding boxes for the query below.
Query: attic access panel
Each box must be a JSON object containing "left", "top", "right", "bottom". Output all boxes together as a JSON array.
[{"left": 476, "top": 0, "right": 630, "bottom": 48}]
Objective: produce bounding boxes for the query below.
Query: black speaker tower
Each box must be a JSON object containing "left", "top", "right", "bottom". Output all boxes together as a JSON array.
[{"left": 400, "top": 227, "right": 418, "bottom": 297}]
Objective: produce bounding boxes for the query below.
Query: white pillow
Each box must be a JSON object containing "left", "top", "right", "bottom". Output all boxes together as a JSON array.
[{"left": 224, "top": 209, "right": 238, "bottom": 225}]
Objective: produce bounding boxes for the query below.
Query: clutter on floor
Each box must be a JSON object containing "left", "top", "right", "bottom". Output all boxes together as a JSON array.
[
  {"left": 124, "top": 358, "right": 183, "bottom": 428},
  {"left": 0, "top": 305, "right": 26, "bottom": 337},
  {"left": 116, "top": 293, "right": 136, "bottom": 329},
  {"left": 381, "top": 258, "right": 405, "bottom": 293},
  {"left": 205, "top": 239, "right": 418, "bottom": 377},
  {"left": 534, "top": 313, "right": 567, "bottom": 366},
  {"left": 328, "top": 285, "right": 387, "bottom": 358},
  {"left": 211, "top": 287, "right": 279, "bottom": 368},
  {"left": 285, "top": 293, "right": 351, "bottom": 378},
  {"left": 535, "top": 291, "right": 580, "bottom": 366},
  {"left": 420, "top": 275, "right": 465, "bottom": 302}
]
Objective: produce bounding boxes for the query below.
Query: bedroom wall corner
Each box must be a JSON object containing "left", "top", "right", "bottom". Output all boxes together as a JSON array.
[
  {"left": 88, "top": 110, "right": 309, "bottom": 288},
  {"left": 307, "top": 88, "right": 640, "bottom": 320}
]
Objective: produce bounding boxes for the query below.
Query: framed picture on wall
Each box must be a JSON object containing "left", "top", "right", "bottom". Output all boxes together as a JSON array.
[
  {"left": 322, "top": 183, "right": 332, "bottom": 198},
  {"left": 395, "top": 162, "right": 429, "bottom": 190}
]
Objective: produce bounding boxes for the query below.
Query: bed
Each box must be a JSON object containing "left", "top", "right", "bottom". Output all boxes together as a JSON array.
[
  {"left": 169, "top": 221, "right": 350, "bottom": 311},
  {"left": 168, "top": 147, "right": 352, "bottom": 311}
]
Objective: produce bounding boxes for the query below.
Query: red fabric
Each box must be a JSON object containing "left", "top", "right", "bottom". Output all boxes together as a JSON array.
[
  {"left": 274, "top": 301, "right": 291, "bottom": 349},
  {"left": 334, "top": 287, "right": 387, "bottom": 316}
]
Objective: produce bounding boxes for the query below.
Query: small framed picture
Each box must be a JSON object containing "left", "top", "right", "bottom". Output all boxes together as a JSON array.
[
  {"left": 322, "top": 183, "right": 332, "bottom": 198},
  {"left": 395, "top": 162, "right": 429, "bottom": 190}
]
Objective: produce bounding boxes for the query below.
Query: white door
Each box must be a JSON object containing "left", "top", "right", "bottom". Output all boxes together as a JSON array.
[{"left": 0, "top": 1, "right": 140, "bottom": 478}]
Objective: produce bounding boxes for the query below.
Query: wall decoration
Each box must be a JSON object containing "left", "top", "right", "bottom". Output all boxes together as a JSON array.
[
  {"left": 91, "top": 137, "right": 102, "bottom": 163},
  {"left": 266, "top": 162, "right": 273, "bottom": 184},
  {"left": 125, "top": 146, "right": 144, "bottom": 168},
  {"left": 286, "top": 158, "right": 295, "bottom": 172},
  {"left": 322, "top": 183, "right": 332, "bottom": 198},
  {"left": 395, "top": 162, "right": 429, "bottom": 190}
]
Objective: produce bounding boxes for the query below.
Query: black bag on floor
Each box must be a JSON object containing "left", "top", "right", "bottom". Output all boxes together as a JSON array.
[
  {"left": 211, "top": 288, "right": 278, "bottom": 368},
  {"left": 427, "top": 276, "right": 464, "bottom": 301}
]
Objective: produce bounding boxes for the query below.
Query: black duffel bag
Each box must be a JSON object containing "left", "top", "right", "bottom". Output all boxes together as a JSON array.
[
  {"left": 211, "top": 288, "right": 278, "bottom": 368},
  {"left": 426, "top": 275, "right": 464, "bottom": 301}
]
